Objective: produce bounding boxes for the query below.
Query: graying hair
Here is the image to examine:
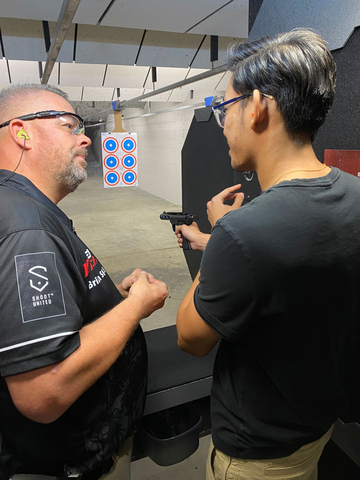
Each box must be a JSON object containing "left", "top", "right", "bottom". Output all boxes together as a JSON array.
[
  {"left": 227, "top": 28, "right": 336, "bottom": 142},
  {"left": 0, "top": 84, "right": 69, "bottom": 124}
]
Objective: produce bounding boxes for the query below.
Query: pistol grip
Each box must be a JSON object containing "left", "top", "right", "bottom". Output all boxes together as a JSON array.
[{"left": 182, "top": 234, "right": 192, "bottom": 250}]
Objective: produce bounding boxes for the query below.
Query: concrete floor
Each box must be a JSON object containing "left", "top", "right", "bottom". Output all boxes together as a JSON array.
[
  {"left": 60, "top": 176, "right": 193, "bottom": 332},
  {"left": 60, "top": 176, "right": 210, "bottom": 479}
]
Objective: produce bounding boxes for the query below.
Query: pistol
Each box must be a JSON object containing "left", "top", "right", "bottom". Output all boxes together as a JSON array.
[{"left": 160, "top": 211, "right": 198, "bottom": 250}]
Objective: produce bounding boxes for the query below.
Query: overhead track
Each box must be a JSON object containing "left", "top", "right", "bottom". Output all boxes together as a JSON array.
[
  {"left": 116, "top": 64, "right": 227, "bottom": 109},
  {"left": 41, "top": 0, "right": 81, "bottom": 84}
]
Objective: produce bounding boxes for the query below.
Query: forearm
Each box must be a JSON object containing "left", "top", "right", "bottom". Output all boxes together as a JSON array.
[
  {"left": 194, "top": 233, "right": 211, "bottom": 251},
  {"left": 176, "top": 272, "right": 220, "bottom": 357},
  {"left": 6, "top": 296, "right": 144, "bottom": 423}
]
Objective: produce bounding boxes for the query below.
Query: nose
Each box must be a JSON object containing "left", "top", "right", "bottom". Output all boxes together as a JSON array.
[{"left": 77, "top": 133, "right": 92, "bottom": 147}]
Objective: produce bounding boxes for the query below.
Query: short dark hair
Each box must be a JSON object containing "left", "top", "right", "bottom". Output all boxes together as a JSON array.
[{"left": 227, "top": 28, "right": 336, "bottom": 142}]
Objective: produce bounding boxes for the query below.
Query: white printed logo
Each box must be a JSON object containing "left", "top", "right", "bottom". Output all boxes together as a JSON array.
[
  {"left": 15, "top": 252, "right": 66, "bottom": 323},
  {"left": 29, "top": 266, "right": 49, "bottom": 292}
]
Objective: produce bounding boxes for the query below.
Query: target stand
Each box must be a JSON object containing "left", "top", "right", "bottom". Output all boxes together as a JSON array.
[{"left": 101, "top": 133, "right": 138, "bottom": 188}]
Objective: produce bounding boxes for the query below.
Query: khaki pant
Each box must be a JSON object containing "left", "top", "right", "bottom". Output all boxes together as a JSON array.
[{"left": 206, "top": 426, "right": 333, "bottom": 480}]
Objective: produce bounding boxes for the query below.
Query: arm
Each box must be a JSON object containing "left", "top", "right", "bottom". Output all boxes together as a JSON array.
[
  {"left": 5, "top": 272, "right": 168, "bottom": 424},
  {"left": 176, "top": 271, "right": 221, "bottom": 357},
  {"left": 207, "top": 184, "right": 244, "bottom": 227}
]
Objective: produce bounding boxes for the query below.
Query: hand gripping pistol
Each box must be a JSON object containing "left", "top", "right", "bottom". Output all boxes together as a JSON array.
[{"left": 160, "top": 211, "right": 198, "bottom": 250}]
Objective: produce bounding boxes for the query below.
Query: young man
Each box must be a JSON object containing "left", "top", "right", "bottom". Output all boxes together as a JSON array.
[
  {"left": 0, "top": 84, "right": 168, "bottom": 479},
  {"left": 176, "top": 29, "right": 360, "bottom": 479}
]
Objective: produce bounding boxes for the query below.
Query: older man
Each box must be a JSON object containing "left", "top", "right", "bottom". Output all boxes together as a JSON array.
[
  {"left": 176, "top": 29, "right": 360, "bottom": 480},
  {"left": 0, "top": 84, "right": 168, "bottom": 479}
]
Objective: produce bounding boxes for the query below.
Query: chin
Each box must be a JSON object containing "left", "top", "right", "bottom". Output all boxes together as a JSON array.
[
  {"left": 231, "top": 157, "right": 253, "bottom": 172},
  {"left": 230, "top": 159, "right": 243, "bottom": 171}
]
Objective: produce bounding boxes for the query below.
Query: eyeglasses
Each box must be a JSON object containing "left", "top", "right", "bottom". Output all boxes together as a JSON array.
[
  {"left": 212, "top": 93, "right": 274, "bottom": 128},
  {"left": 0, "top": 110, "right": 85, "bottom": 135}
]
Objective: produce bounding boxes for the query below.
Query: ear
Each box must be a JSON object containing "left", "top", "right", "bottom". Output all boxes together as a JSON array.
[
  {"left": 250, "top": 89, "right": 269, "bottom": 130},
  {"left": 9, "top": 120, "right": 32, "bottom": 149}
]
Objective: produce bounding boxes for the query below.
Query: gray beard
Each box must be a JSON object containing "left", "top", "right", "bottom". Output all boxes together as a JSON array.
[
  {"left": 54, "top": 151, "right": 88, "bottom": 192},
  {"left": 61, "top": 160, "right": 87, "bottom": 192}
]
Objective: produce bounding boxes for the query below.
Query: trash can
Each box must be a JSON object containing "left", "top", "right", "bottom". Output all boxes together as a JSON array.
[{"left": 140, "top": 403, "right": 202, "bottom": 466}]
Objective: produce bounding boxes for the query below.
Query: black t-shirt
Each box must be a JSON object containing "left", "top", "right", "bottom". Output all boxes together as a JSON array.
[
  {"left": 194, "top": 168, "right": 360, "bottom": 459},
  {"left": 0, "top": 171, "right": 147, "bottom": 477}
]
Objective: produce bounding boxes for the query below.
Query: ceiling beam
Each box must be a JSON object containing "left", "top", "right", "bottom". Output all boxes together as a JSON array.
[
  {"left": 41, "top": 0, "right": 81, "bottom": 84},
  {"left": 117, "top": 64, "right": 227, "bottom": 109}
]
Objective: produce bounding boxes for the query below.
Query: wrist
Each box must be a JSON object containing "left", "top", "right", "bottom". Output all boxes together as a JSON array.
[
  {"left": 200, "top": 234, "right": 211, "bottom": 251},
  {"left": 122, "top": 294, "right": 146, "bottom": 320}
]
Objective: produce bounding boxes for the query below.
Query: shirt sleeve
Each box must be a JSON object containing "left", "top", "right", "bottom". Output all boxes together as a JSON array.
[
  {"left": 193, "top": 223, "right": 260, "bottom": 342},
  {"left": 0, "top": 229, "right": 85, "bottom": 376}
]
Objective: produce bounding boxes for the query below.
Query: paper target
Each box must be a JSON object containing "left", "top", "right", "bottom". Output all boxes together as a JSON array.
[
  {"left": 122, "top": 170, "right": 137, "bottom": 185},
  {"left": 121, "top": 137, "right": 136, "bottom": 153},
  {"left": 103, "top": 137, "right": 119, "bottom": 153},
  {"left": 104, "top": 155, "right": 120, "bottom": 170},
  {"left": 121, "top": 154, "right": 137, "bottom": 169},
  {"left": 104, "top": 171, "right": 120, "bottom": 186},
  {"left": 101, "top": 132, "right": 138, "bottom": 188}
]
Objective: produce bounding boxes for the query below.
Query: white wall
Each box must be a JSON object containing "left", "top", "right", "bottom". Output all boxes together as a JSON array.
[{"left": 122, "top": 101, "right": 195, "bottom": 206}]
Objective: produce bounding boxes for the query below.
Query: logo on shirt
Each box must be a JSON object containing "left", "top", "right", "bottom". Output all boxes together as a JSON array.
[
  {"left": 15, "top": 252, "right": 66, "bottom": 323},
  {"left": 29, "top": 266, "right": 49, "bottom": 292},
  {"left": 83, "top": 248, "right": 107, "bottom": 289}
]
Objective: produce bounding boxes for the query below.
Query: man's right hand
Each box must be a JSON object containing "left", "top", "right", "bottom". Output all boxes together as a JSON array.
[
  {"left": 175, "top": 222, "right": 210, "bottom": 251},
  {"left": 127, "top": 271, "right": 169, "bottom": 318}
]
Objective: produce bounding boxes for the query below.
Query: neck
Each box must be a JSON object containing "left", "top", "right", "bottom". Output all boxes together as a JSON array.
[
  {"left": 14, "top": 163, "right": 67, "bottom": 204},
  {"left": 254, "top": 139, "right": 328, "bottom": 191}
]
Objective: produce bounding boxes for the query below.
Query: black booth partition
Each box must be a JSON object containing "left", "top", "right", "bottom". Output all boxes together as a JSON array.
[{"left": 181, "top": 106, "right": 261, "bottom": 279}]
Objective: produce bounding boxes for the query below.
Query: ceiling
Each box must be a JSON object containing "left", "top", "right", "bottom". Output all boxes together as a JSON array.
[{"left": 0, "top": 0, "right": 249, "bottom": 118}]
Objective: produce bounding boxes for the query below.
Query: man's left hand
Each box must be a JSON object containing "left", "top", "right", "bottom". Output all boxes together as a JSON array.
[
  {"left": 207, "top": 184, "right": 244, "bottom": 227},
  {"left": 117, "top": 268, "right": 154, "bottom": 298}
]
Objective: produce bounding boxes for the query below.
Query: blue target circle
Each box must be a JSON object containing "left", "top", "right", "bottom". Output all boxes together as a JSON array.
[
  {"left": 105, "top": 171, "right": 120, "bottom": 186},
  {"left": 104, "top": 155, "right": 119, "bottom": 170},
  {"left": 103, "top": 137, "right": 119, "bottom": 153},
  {"left": 121, "top": 137, "right": 136, "bottom": 153},
  {"left": 122, "top": 170, "right": 137, "bottom": 185},
  {"left": 121, "top": 154, "right": 137, "bottom": 169}
]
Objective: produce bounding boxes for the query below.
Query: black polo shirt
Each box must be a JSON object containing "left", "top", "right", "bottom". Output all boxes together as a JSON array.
[{"left": 0, "top": 170, "right": 147, "bottom": 476}]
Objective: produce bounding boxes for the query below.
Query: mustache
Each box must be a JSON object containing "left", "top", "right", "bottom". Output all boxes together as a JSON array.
[{"left": 72, "top": 148, "right": 88, "bottom": 159}]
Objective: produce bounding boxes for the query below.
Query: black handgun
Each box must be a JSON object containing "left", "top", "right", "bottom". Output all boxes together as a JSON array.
[{"left": 160, "top": 211, "right": 198, "bottom": 250}]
